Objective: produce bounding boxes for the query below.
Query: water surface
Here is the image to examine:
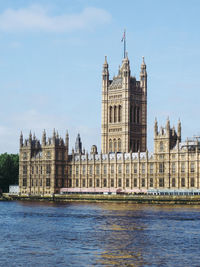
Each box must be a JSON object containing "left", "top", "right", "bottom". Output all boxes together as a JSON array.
[{"left": 0, "top": 201, "right": 200, "bottom": 266}]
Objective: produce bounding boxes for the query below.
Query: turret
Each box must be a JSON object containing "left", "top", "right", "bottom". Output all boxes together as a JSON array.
[
  {"left": 90, "top": 145, "right": 98, "bottom": 155},
  {"left": 42, "top": 129, "right": 46, "bottom": 146},
  {"left": 166, "top": 117, "right": 170, "bottom": 135},
  {"left": 140, "top": 56, "right": 147, "bottom": 93},
  {"left": 65, "top": 131, "right": 69, "bottom": 151},
  {"left": 121, "top": 52, "right": 130, "bottom": 85},
  {"left": 20, "top": 132, "right": 23, "bottom": 147},
  {"left": 52, "top": 128, "right": 56, "bottom": 145},
  {"left": 29, "top": 131, "right": 32, "bottom": 146},
  {"left": 102, "top": 56, "right": 109, "bottom": 90},
  {"left": 154, "top": 118, "right": 158, "bottom": 136},
  {"left": 177, "top": 119, "right": 181, "bottom": 142}
]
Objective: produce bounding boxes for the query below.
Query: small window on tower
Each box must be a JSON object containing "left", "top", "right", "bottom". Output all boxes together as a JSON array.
[
  {"left": 118, "top": 139, "right": 121, "bottom": 152},
  {"left": 160, "top": 142, "right": 164, "bottom": 152}
]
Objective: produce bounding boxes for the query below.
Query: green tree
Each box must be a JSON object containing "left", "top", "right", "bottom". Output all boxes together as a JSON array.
[{"left": 0, "top": 153, "right": 19, "bottom": 193}]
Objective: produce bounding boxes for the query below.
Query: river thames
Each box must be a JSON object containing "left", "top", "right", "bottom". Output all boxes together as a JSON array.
[{"left": 0, "top": 201, "right": 200, "bottom": 266}]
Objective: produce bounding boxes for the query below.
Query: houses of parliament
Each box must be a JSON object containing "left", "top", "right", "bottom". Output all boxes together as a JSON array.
[{"left": 19, "top": 52, "right": 200, "bottom": 195}]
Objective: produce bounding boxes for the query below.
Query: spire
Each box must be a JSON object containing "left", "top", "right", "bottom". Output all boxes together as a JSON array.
[
  {"left": 103, "top": 56, "right": 109, "bottom": 71},
  {"left": 29, "top": 130, "right": 32, "bottom": 146},
  {"left": 140, "top": 56, "right": 147, "bottom": 73},
  {"left": 75, "top": 133, "right": 82, "bottom": 154},
  {"left": 20, "top": 131, "right": 23, "bottom": 147},
  {"left": 154, "top": 118, "right": 158, "bottom": 136},
  {"left": 140, "top": 56, "right": 147, "bottom": 91},
  {"left": 104, "top": 56, "right": 108, "bottom": 66},
  {"left": 102, "top": 56, "right": 109, "bottom": 89},
  {"left": 52, "top": 128, "right": 56, "bottom": 144},
  {"left": 29, "top": 131, "right": 32, "bottom": 140},
  {"left": 178, "top": 119, "right": 181, "bottom": 141},
  {"left": 142, "top": 56, "right": 145, "bottom": 66},
  {"left": 65, "top": 130, "right": 69, "bottom": 148},
  {"left": 42, "top": 129, "right": 46, "bottom": 145},
  {"left": 166, "top": 117, "right": 170, "bottom": 134}
]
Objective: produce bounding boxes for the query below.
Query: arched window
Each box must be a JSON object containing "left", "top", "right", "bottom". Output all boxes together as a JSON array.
[
  {"left": 114, "top": 106, "right": 117, "bottom": 123},
  {"left": 160, "top": 141, "right": 164, "bottom": 152},
  {"left": 130, "top": 106, "right": 133, "bottom": 123},
  {"left": 109, "top": 106, "right": 112, "bottom": 123},
  {"left": 134, "top": 106, "right": 136, "bottom": 123},
  {"left": 118, "top": 105, "right": 122, "bottom": 122},
  {"left": 137, "top": 140, "right": 140, "bottom": 151},
  {"left": 118, "top": 139, "right": 121, "bottom": 152},
  {"left": 109, "top": 139, "right": 112, "bottom": 152},
  {"left": 114, "top": 139, "right": 117, "bottom": 152},
  {"left": 133, "top": 140, "right": 136, "bottom": 152},
  {"left": 137, "top": 107, "right": 140, "bottom": 123}
]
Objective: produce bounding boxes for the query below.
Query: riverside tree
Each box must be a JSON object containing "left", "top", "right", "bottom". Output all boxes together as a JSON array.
[{"left": 0, "top": 153, "right": 19, "bottom": 193}]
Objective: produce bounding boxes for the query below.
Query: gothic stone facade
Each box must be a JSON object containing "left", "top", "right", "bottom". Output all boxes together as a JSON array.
[{"left": 19, "top": 56, "right": 200, "bottom": 195}]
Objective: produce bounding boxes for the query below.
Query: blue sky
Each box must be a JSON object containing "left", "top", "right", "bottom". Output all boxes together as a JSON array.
[{"left": 0, "top": 0, "right": 200, "bottom": 153}]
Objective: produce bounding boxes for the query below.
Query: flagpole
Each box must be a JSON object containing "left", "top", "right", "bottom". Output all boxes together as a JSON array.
[{"left": 124, "top": 29, "right": 126, "bottom": 58}]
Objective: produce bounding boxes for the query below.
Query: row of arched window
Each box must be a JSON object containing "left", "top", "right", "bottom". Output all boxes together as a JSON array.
[
  {"left": 109, "top": 105, "right": 122, "bottom": 123},
  {"left": 109, "top": 138, "right": 121, "bottom": 152},
  {"left": 130, "top": 106, "right": 140, "bottom": 124}
]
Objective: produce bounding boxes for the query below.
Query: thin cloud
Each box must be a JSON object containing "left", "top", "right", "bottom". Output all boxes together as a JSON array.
[{"left": 0, "top": 5, "right": 111, "bottom": 32}]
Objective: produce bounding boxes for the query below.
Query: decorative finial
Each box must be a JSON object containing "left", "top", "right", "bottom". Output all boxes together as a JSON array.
[
  {"left": 105, "top": 56, "right": 107, "bottom": 63},
  {"left": 53, "top": 128, "right": 56, "bottom": 138}
]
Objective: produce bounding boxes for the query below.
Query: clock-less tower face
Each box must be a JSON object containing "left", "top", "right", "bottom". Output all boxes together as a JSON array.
[{"left": 101, "top": 55, "right": 147, "bottom": 154}]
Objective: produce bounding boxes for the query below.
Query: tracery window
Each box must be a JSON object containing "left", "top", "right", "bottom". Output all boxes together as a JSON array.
[
  {"left": 137, "top": 140, "right": 140, "bottom": 151},
  {"left": 130, "top": 106, "right": 133, "bottom": 123},
  {"left": 109, "top": 106, "right": 112, "bottom": 123},
  {"left": 114, "top": 106, "right": 117, "bottom": 123},
  {"left": 159, "top": 178, "right": 164, "bottom": 187},
  {"left": 114, "top": 139, "right": 117, "bottom": 152},
  {"left": 134, "top": 107, "right": 136, "bottom": 123},
  {"left": 172, "top": 163, "right": 176, "bottom": 173},
  {"left": 159, "top": 163, "right": 164, "bottom": 173},
  {"left": 137, "top": 107, "right": 140, "bottom": 123},
  {"left": 111, "top": 164, "right": 114, "bottom": 174},
  {"left": 118, "top": 105, "right": 122, "bottom": 122},
  {"left": 190, "top": 163, "right": 195, "bottom": 172},
  {"left": 118, "top": 164, "right": 122, "bottom": 174},
  {"left": 160, "top": 141, "right": 164, "bottom": 152},
  {"left": 181, "top": 178, "right": 185, "bottom": 187},
  {"left": 126, "top": 179, "right": 129, "bottom": 187},
  {"left": 109, "top": 139, "right": 112, "bottom": 152},
  {"left": 181, "top": 163, "right": 185, "bottom": 173},
  {"left": 118, "top": 139, "right": 121, "bottom": 152},
  {"left": 126, "top": 164, "right": 129, "bottom": 174},
  {"left": 172, "top": 178, "right": 176, "bottom": 187}
]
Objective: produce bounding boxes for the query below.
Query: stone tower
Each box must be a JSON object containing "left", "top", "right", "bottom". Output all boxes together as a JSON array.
[{"left": 101, "top": 54, "right": 147, "bottom": 153}]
